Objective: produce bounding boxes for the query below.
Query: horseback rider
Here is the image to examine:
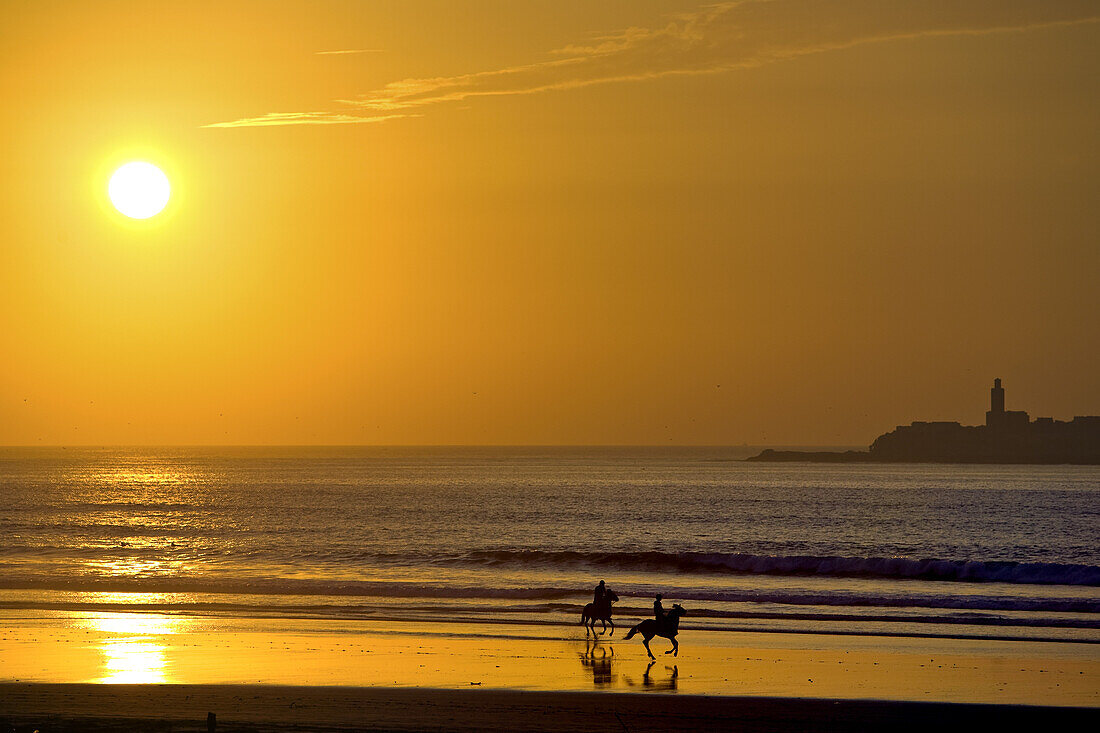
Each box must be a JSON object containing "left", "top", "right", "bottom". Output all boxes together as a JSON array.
[
  {"left": 594, "top": 580, "right": 607, "bottom": 612},
  {"left": 653, "top": 593, "right": 666, "bottom": 629},
  {"left": 582, "top": 581, "right": 620, "bottom": 636}
]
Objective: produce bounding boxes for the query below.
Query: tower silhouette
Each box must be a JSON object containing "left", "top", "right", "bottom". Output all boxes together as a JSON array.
[{"left": 990, "top": 378, "right": 1005, "bottom": 416}]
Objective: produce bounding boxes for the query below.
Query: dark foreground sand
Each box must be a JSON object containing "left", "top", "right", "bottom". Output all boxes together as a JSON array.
[{"left": 2, "top": 684, "right": 1097, "bottom": 733}]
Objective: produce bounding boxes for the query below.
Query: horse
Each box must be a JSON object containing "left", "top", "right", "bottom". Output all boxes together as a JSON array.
[
  {"left": 581, "top": 590, "right": 620, "bottom": 636},
  {"left": 624, "top": 603, "right": 686, "bottom": 659}
]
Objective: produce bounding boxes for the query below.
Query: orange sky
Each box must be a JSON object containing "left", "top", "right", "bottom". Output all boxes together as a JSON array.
[{"left": 1, "top": 1, "right": 1098, "bottom": 446}]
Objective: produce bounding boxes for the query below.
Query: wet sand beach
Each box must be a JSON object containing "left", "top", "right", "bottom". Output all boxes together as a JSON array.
[
  {"left": 2, "top": 612, "right": 1098, "bottom": 702},
  {"left": 1, "top": 610, "right": 1097, "bottom": 730}
]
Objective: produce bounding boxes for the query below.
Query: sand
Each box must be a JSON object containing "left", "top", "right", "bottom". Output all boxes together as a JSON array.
[
  {"left": 0, "top": 609, "right": 1097, "bottom": 730},
  {"left": 1, "top": 684, "right": 1097, "bottom": 732}
]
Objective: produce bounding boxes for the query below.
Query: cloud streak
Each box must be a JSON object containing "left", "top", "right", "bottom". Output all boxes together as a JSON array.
[
  {"left": 206, "top": 0, "right": 1100, "bottom": 128},
  {"left": 316, "top": 49, "right": 384, "bottom": 55},
  {"left": 203, "top": 112, "right": 414, "bottom": 128}
]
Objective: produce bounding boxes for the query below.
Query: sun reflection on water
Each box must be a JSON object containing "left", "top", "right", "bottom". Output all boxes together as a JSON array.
[
  {"left": 84, "top": 558, "right": 193, "bottom": 577},
  {"left": 58, "top": 457, "right": 217, "bottom": 584},
  {"left": 65, "top": 457, "right": 208, "bottom": 509},
  {"left": 96, "top": 470, "right": 195, "bottom": 485}
]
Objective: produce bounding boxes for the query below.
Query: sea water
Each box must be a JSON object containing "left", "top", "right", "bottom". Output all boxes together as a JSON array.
[{"left": 1, "top": 447, "right": 1097, "bottom": 643}]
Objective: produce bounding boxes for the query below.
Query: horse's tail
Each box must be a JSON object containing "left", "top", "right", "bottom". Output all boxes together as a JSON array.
[
  {"left": 580, "top": 609, "right": 587, "bottom": 624},
  {"left": 624, "top": 623, "right": 641, "bottom": 640}
]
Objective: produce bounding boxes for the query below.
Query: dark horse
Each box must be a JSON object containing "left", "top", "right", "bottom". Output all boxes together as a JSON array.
[
  {"left": 625, "top": 604, "right": 686, "bottom": 658},
  {"left": 581, "top": 590, "right": 620, "bottom": 636}
]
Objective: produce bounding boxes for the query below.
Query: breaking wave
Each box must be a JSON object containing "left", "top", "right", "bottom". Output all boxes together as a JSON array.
[{"left": 438, "top": 550, "right": 1100, "bottom": 586}]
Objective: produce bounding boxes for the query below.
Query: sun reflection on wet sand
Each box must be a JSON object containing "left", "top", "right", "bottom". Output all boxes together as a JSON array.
[
  {"left": 98, "top": 639, "right": 168, "bottom": 683},
  {"left": 77, "top": 612, "right": 188, "bottom": 683}
]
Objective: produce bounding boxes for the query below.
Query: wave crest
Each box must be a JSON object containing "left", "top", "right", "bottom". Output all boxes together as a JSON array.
[{"left": 447, "top": 550, "right": 1100, "bottom": 586}]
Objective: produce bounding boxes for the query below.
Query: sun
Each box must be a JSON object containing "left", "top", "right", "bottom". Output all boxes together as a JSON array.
[{"left": 108, "top": 161, "right": 171, "bottom": 219}]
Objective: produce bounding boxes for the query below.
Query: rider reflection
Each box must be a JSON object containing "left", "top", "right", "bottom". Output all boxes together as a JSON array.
[{"left": 578, "top": 638, "right": 616, "bottom": 688}]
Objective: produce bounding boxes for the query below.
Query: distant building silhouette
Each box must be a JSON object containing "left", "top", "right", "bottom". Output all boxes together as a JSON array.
[
  {"left": 750, "top": 379, "right": 1100, "bottom": 464},
  {"left": 990, "top": 377, "right": 1005, "bottom": 415},
  {"left": 985, "top": 377, "right": 1028, "bottom": 431}
]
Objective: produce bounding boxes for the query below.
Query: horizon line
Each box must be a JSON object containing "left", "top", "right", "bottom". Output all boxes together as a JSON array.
[{"left": 0, "top": 443, "right": 863, "bottom": 449}]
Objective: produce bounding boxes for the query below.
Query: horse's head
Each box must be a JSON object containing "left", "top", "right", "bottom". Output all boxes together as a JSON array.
[
  {"left": 607, "top": 590, "right": 619, "bottom": 603},
  {"left": 670, "top": 603, "right": 686, "bottom": 617}
]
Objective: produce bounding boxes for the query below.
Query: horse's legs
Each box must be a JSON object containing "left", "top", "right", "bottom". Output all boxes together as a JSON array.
[
  {"left": 608, "top": 618, "right": 615, "bottom": 637},
  {"left": 642, "top": 636, "right": 655, "bottom": 660},
  {"left": 664, "top": 636, "right": 678, "bottom": 656},
  {"left": 600, "top": 618, "right": 607, "bottom": 635}
]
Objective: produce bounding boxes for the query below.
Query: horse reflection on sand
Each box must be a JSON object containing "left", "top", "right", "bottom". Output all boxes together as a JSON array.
[
  {"left": 624, "top": 660, "right": 679, "bottom": 691},
  {"left": 579, "top": 640, "right": 679, "bottom": 692},
  {"left": 578, "top": 638, "right": 617, "bottom": 687}
]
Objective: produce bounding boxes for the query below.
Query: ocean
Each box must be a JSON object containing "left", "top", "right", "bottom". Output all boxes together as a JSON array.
[{"left": 1, "top": 446, "right": 1098, "bottom": 644}]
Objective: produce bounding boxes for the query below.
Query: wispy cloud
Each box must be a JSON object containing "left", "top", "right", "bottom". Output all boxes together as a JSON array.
[
  {"left": 203, "top": 112, "right": 414, "bottom": 128},
  {"left": 316, "top": 49, "right": 384, "bottom": 56},
  {"left": 206, "top": 0, "right": 1100, "bottom": 128}
]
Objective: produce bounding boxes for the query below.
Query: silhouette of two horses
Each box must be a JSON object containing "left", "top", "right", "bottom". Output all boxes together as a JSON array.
[
  {"left": 581, "top": 594, "right": 687, "bottom": 658},
  {"left": 581, "top": 590, "right": 619, "bottom": 635},
  {"left": 625, "top": 604, "right": 686, "bottom": 659}
]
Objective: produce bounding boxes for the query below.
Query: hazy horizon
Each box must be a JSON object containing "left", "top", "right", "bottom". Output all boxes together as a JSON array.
[
  {"left": 3, "top": 1, "right": 1098, "bottom": 446},
  {"left": 0, "top": 443, "right": 864, "bottom": 449}
]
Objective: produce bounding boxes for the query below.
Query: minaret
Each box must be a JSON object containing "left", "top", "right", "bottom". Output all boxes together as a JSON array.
[{"left": 987, "top": 378, "right": 1005, "bottom": 426}]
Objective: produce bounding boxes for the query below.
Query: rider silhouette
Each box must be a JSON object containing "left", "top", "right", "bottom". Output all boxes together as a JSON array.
[
  {"left": 653, "top": 593, "right": 665, "bottom": 629},
  {"left": 594, "top": 580, "right": 607, "bottom": 610}
]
